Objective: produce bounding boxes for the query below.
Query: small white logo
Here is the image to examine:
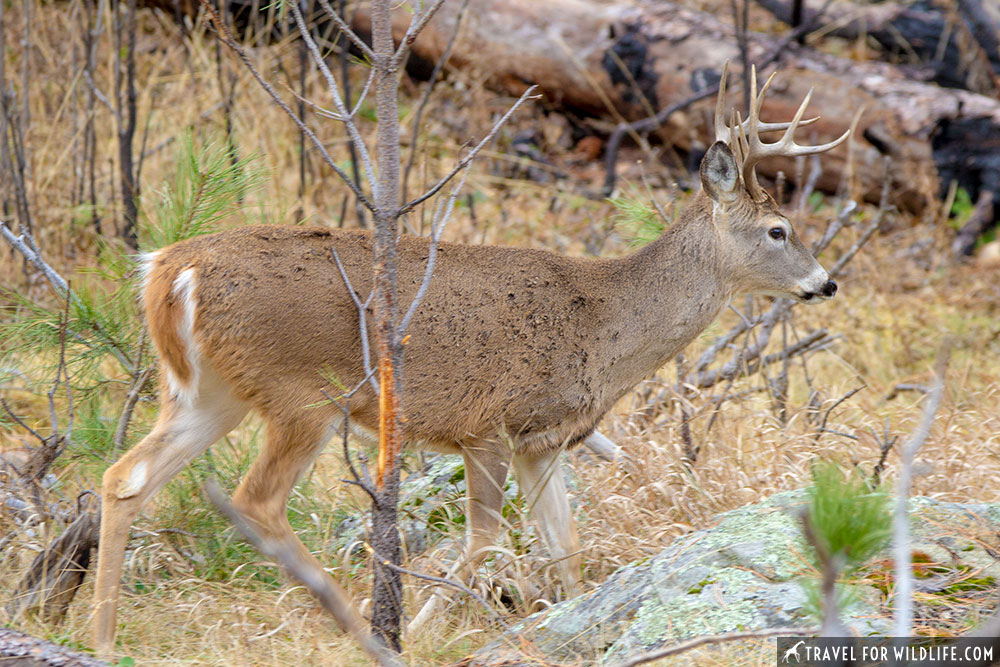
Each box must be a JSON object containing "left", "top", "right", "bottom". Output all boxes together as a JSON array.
[{"left": 782, "top": 640, "right": 806, "bottom": 663}]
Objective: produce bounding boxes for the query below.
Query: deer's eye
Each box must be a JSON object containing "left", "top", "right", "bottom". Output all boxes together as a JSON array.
[{"left": 768, "top": 227, "right": 786, "bottom": 241}]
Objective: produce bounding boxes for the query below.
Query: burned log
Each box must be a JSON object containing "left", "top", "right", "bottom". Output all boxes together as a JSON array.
[
  {"left": 756, "top": 0, "right": 1000, "bottom": 96},
  {"left": 349, "top": 0, "right": 1000, "bottom": 220}
]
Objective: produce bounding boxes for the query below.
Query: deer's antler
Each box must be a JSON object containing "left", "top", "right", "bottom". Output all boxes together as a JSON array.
[{"left": 714, "top": 62, "right": 851, "bottom": 201}]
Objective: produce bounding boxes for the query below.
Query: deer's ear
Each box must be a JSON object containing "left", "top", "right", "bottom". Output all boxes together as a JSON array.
[{"left": 700, "top": 141, "right": 741, "bottom": 205}]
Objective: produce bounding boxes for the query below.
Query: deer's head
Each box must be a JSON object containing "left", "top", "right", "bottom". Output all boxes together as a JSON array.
[{"left": 700, "top": 64, "right": 847, "bottom": 304}]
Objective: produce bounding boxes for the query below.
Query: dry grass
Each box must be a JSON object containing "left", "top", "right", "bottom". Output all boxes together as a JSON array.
[{"left": 2, "top": 2, "right": 1000, "bottom": 666}]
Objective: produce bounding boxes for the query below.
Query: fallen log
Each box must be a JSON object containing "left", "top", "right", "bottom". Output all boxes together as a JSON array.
[
  {"left": 756, "top": 0, "right": 1000, "bottom": 96},
  {"left": 0, "top": 628, "right": 109, "bottom": 667},
  {"left": 349, "top": 0, "right": 1000, "bottom": 217}
]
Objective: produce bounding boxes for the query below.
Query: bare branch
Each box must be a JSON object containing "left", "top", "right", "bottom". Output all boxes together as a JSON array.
[
  {"left": 0, "top": 221, "right": 133, "bottom": 369},
  {"left": 393, "top": 0, "right": 447, "bottom": 67},
  {"left": 892, "top": 341, "right": 950, "bottom": 636},
  {"left": 315, "top": 0, "right": 376, "bottom": 62},
  {"left": 613, "top": 626, "right": 820, "bottom": 667},
  {"left": 0, "top": 397, "right": 45, "bottom": 443},
  {"left": 812, "top": 385, "right": 865, "bottom": 444},
  {"left": 331, "top": 248, "right": 379, "bottom": 395},
  {"left": 828, "top": 159, "right": 892, "bottom": 278},
  {"left": 811, "top": 199, "right": 856, "bottom": 255},
  {"left": 203, "top": 479, "right": 402, "bottom": 667},
  {"left": 112, "top": 366, "right": 153, "bottom": 452},
  {"left": 400, "top": 86, "right": 539, "bottom": 214},
  {"left": 288, "top": 0, "right": 377, "bottom": 190},
  {"left": 368, "top": 546, "right": 513, "bottom": 631},
  {"left": 399, "top": 161, "right": 473, "bottom": 333},
  {"left": 197, "top": 0, "right": 374, "bottom": 212},
  {"left": 0, "top": 221, "right": 70, "bottom": 296},
  {"left": 402, "top": 0, "right": 471, "bottom": 202}
]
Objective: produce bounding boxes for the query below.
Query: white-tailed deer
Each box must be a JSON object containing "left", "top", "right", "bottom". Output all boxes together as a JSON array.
[{"left": 91, "top": 65, "right": 846, "bottom": 653}]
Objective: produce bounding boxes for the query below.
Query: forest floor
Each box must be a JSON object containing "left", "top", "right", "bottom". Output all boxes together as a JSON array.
[{"left": 2, "top": 2, "right": 1000, "bottom": 665}]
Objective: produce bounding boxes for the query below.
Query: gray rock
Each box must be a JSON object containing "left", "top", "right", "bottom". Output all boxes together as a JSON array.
[
  {"left": 472, "top": 491, "right": 1000, "bottom": 665},
  {"left": 328, "top": 455, "right": 524, "bottom": 557}
]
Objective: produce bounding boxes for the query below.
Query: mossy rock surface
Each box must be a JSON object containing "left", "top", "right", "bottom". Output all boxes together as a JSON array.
[{"left": 472, "top": 491, "right": 1000, "bottom": 665}]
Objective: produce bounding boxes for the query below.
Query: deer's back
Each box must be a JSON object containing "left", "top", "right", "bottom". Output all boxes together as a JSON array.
[{"left": 145, "top": 225, "right": 620, "bottom": 449}]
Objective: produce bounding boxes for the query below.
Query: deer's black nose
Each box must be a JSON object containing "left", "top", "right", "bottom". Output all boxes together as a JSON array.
[{"left": 820, "top": 280, "right": 838, "bottom": 298}]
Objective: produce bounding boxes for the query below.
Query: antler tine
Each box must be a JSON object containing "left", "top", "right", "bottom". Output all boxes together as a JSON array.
[
  {"left": 715, "top": 62, "right": 819, "bottom": 147},
  {"left": 714, "top": 60, "right": 731, "bottom": 143},
  {"left": 740, "top": 82, "right": 852, "bottom": 199}
]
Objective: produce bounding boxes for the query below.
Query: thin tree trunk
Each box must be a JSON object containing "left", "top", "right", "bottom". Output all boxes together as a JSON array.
[
  {"left": 114, "top": 0, "right": 139, "bottom": 249},
  {"left": 369, "top": 0, "right": 405, "bottom": 652}
]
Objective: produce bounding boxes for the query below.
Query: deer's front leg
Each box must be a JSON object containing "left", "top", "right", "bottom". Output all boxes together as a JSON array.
[
  {"left": 513, "top": 448, "right": 581, "bottom": 597},
  {"left": 408, "top": 441, "right": 510, "bottom": 632}
]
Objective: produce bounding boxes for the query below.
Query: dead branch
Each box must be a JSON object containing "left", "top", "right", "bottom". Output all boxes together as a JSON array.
[
  {"left": 399, "top": 86, "right": 539, "bottom": 215},
  {"left": 892, "top": 340, "right": 950, "bottom": 636},
  {"left": 402, "top": 0, "right": 471, "bottom": 204},
  {"left": 813, "top": 385, "right": 865, "bottom": 444},
  {"left": 198, "top": 0, "right": 374, "bottom": 211},
  {"left": 869, "top": 419, "right": 898, "bottom": 488},
  {"left": 314, "top": 0, "right": 375, "bottom": 62},
  {"left": 367, "top": 546, "right": 513, "bottom": 632},
  {"left": 6, "top": 508, "right": 100, "bottom": 625},
  {"left": 613, "top": 625, "right": 820, "bottom": 667},
  {"left": 288, "top": 0, "right": 377, "bottom": 189},
  {"left": 203, "top": 479, "right": 402, "bottom": 667},
  {"left": 952, "top": 189, "right": 995, "bottom": 258},
  {"left": 0, "top": 221, "right": 133, "bottom": 369},
  {"left": 331, "top": 248, "right": 379, "bottom": 396}
]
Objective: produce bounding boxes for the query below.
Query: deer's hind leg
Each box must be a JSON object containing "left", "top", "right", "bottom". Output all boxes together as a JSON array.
[
  {"left": 92, "top": 372, "right": 247, "bottom": 656},
  {"left": 227, "top": 410, "right": 368, "bottom": 633}
]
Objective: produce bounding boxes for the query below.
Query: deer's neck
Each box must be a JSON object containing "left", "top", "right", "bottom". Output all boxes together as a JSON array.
[{"left": 601, "top": 209, "right": 730, "bottom": 384}]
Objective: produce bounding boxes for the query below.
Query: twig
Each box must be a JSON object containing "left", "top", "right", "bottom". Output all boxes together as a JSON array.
[
  {"left": 613, "top": 625, "right": 820, "bottom": 667},
  {"left": 203, "top": 479, "right": 402, "bottom": 667},
  {"left": 828, "top": 158, "right": 893, "bottom": 279},
  {"left": 368, "top": 546, "right": 513, "bottom": 631},
  {"left": 869, "top": 419, "right": 897, "bottom": 487},
  {"left": 892, "top": 340, "right": 950, "bottom": 636},
  {"left": 112, "top": 366, "right": 153, "bottom": 453},
  {"left": 811, "top": 199, "right": 856, "bottom": 255},
  {"left": 320, "top": 389, "right": 377, "bottom": 504},
  {"left": 0, "top": 222, "right": 70, "bottom": 296},
  {"left": 392, "top": 0, "right": 447, "bottom": 68},
  {"left": 402, "top": 0, "right": 471, "bottom": 204},
  {"left": 314, "top": 0, "right": 375, "bottom": 62},
  {"left": 331, "top": 248, "right": 379, "bottom": 395},
  {"left": 796, "top": 154, "right": 822, "bottom": 216},
  {"left": 288, "top": 0, "right": 377, "bottom": 191},
  {"left": 198, "top": 0, "right": 374, "bottom": 212},
  {"left": 813, "top": 385, "right": 865, "bottom": 444},
  {"left": 399, "top": 158, "right": 473, "bottom": 334},
  {"left": 399, "top": 86, "right": 539, "bottom": 215}
]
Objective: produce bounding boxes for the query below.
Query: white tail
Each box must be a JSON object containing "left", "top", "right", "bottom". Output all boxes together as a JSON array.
[{"left": 91, "top": 65, "right": 846, "bottom": 654}]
